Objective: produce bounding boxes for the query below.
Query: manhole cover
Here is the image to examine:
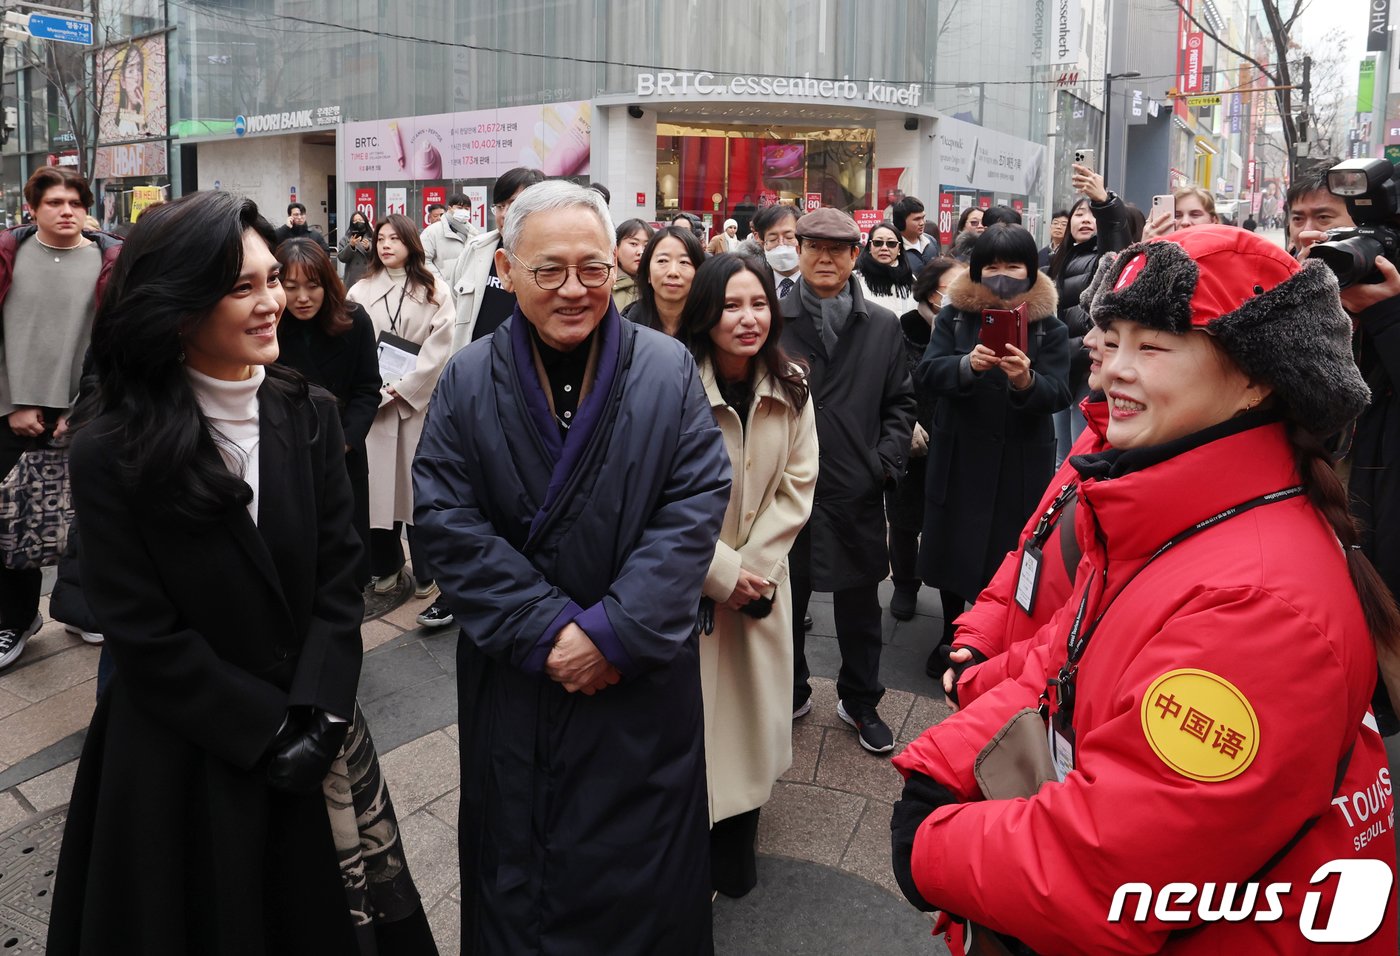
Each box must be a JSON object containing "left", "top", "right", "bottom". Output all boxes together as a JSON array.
[
  {"left": 0, "top": 805, "right": 66, "bottom": 952},
  {"left": 362, "top": 572, "right": 411, "bottom": 622}
]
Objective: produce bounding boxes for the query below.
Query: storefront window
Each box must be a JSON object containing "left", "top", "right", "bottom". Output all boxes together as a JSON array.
[{"left": 655, "top": 124, "right": 873, "bottom": 227}]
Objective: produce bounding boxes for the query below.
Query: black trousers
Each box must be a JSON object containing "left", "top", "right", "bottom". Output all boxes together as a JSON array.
[
  {"left": 369, "top": 522, "right": 431, "bottom": 584},
  {"left": 791, "top": 573, "right": 885, "bottom": 710},
  {"left": 0, "top": 410, "right": 62, "bottom": 630},
  {"left": 885, "top": 456, "right": 926, "bottom": 595},
  {"left": 711, "top": 808, "right": 761, "bottom": 899}
]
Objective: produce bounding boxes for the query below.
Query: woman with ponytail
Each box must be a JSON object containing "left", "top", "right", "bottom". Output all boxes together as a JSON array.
[{"left": 891, "top": 226, "right": 1398, "bottom": 955}]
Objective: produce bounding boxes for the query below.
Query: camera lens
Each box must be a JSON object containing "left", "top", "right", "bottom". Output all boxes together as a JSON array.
[{"left": 1310, "top": 234, "right": 1384, "bottom": 288}]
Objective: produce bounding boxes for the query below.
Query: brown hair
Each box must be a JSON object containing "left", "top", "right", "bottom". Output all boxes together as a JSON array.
[
  {"left": 275, "top": 237, "right": 353, "bottom": 336},
  {"left": 1173, "top": 185, "right": 1218, "bottom": 221},
  {"left": 1288, "top": 425, "right": 1400, "bottom": 653},
  {"left": 368, "top": 213, "right": 438, "bottom": 304},
  {"left": 24, "top": 165, "right": 93, "bottom": 209}
]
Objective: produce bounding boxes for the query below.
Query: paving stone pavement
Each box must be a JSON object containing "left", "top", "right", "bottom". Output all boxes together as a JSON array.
[{"left": 0, "top": 580, "right": 965, "bottom": 953}]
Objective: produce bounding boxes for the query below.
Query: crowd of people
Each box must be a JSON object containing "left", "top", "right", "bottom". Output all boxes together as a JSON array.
[{"left": 0, "top": 156, "right": 1397, "bottom": 954}]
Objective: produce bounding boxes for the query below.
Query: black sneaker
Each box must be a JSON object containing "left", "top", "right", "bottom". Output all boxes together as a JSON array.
[
  {"left": 837, "top": 699, "right": 894, "bottom": 754},
  {"left": 889, "top": 588, "right": 918, "bottom": 621},
  {"left": 0, "top": 613, "right": 41, "bottom": 670},
  {"left": 415, "top": 598, "right": 454, "bottom": 629}
]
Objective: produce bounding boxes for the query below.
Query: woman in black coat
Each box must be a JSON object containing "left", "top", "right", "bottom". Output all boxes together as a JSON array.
[
  {"left": 917, "top": 225, "right": 1070, "bottom": 650},
  {"left": 275, "top": 237, "right": 381, "bottom": 589},
  {"left": 48, "top": 191, "right": 436, "bottom": 956},
  {"left": 1047, "top": 164, "right": 1129, "bottom": 460},
  {"left": 337, "top": 210, "right": 374, "bottom": 288}
]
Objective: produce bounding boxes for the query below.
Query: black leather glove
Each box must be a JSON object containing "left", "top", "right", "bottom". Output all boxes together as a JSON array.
[
  {"left": 738, "top": 595, "right": 773, "bottom": 619},
  {"left": 890, "top": 771, "right": 959, "bottom": 912},
  {"left": 266, "top": 709, "right": 349, "bottom": 794}
]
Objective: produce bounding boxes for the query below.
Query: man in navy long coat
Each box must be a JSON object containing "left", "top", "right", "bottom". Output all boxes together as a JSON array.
[{"left": 413, "top": 180, "right": 731, "bottom": 955}]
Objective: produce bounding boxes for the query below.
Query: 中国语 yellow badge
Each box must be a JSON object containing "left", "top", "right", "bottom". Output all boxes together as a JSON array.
[{"left": 1140, "top": 669, "right": 1259, "bottom": 782}]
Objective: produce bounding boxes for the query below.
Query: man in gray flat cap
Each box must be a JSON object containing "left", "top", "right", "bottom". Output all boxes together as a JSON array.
[{"left": 781, "top": 207, "right": 916, "bottom": 754}]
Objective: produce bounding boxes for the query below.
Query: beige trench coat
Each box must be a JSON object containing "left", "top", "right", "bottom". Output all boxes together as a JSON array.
[
  {"left": 347, "top": 270, "right": 455, "bottom": 528},
  {"left": 699, "top": 360, "right": 818, "bottom": 824}
]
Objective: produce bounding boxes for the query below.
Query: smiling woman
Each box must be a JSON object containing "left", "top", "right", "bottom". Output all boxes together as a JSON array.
[{"left": 49, "top": 190, "right": 438, "bottom": 955}]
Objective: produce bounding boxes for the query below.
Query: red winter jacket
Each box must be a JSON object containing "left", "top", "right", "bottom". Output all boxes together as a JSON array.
[
  {"left": 894, "top": 421, "right": 1397, "bottom": 955},
  {"left": 952, "top": 396, "right": 1109, "bottom": 704}
]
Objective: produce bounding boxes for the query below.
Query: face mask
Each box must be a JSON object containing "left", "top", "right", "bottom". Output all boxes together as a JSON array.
[
  {"left": 451, "top": 209, "right": 470, "bottom": 222},
  {"left": 766, "top": 244, "right": 799, "bottom": 273},
  {"left": 982, "top": 273, "right": 1030, "bottom": 300}
]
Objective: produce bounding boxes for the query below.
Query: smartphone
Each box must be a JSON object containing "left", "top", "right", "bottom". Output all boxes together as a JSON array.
[
  {"left": 1073, "top": 148, "right": 1096, "bottom": 170},
  {"left": 979, "top": 303, "right": 1029, "bottom": 357}
]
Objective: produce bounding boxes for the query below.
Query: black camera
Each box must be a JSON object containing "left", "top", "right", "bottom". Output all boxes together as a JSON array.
[{"left": 1310, "top": 158, "right": 1400, "bottom": 287}]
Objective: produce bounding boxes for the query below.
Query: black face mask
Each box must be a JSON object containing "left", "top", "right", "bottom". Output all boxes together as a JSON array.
[{"left": 981, "top": 273, "right": 1031, "bottom": 300}]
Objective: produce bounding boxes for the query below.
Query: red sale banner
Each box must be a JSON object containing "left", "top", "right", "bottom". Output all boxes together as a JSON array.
[
  {"left": 853, "top": 209, "right": 883, "bottom": 240},
  {"left": 1183, "top": 33, "right": 1204, "bottom": 94},
  {"left": 805, "top": 192, "right": 822, "bottom": 213},
  {"left": 421, "top": 186, "right": 446, "bottom": 226},
  {"left": 354, "top": 188, "right": 377, "bottom": 227},
  {"left": 938, "top": 193, "right": 955, "bottom": 248}
]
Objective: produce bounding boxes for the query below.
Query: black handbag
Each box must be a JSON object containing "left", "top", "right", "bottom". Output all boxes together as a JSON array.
[{"left": 0, "top": 448, "right": 74, "bottom": 570}]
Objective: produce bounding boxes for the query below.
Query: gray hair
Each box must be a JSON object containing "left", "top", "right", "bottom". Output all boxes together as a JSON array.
[{"left": 501, "top": 180, "right": 615, "bottom": 254}]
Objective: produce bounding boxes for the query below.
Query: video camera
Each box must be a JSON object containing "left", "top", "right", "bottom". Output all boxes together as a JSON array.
[{"left": 1310, "top": 158, "right": 1400, "bottom": 288}]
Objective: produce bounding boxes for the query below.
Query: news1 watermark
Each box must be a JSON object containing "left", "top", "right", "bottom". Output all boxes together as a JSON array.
[{"left": 1107, "top": 858, "right": 1394, "bottom": 943}]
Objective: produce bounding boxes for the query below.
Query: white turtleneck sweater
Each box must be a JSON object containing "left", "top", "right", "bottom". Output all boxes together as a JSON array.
[{"left": 186, "top": 365, "right": 264, "bottom": 523}]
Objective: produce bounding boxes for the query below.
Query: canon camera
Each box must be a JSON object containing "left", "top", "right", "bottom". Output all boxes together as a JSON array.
[{"left": 1310, "top": 158, "right": 1400, "bottom": 287}]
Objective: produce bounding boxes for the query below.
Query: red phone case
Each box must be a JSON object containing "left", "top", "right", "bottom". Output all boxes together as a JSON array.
[{"left": 979, "top": 303, "right": 1029, "bottom": 356}]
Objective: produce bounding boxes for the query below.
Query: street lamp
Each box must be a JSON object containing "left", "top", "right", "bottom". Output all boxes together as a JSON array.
[{"left": 1103, "top": 70, "right": 1141, "bottom": 185}]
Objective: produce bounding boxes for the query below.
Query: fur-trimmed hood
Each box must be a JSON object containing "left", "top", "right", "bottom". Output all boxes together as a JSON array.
[{"left": 944, "top": 269, "right": 1059, "bottom": 320}]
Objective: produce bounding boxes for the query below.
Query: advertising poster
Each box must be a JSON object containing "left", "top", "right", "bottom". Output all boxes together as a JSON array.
[
  {"left": 422, "top": 186, "right": 446, "bottom": 226},
  {"left": 343, "top": 102, "right": 591, "bottom": 181},
  {"left": 852, "top": 209, "right": 883, "bottom": 240},
  {"left": 93, "top": 142, "right": 167, "bottom": 179},
  {"left": 385, "top": 188, "right": 407, "bottom": 218},
  {"left": 130, "top": 185, "right": 162, "bottom": 221},
  {"left": 804, "top": 192, "right": 822, "bottom": 213},
  {"left": 355, "top": 188, "right": 377, "bottom": 226},
  {"left": 97, "top": 36, "right": 168, "bottom": 142},
  {"left": 938, "top": 192, "right": 955, "bottom": 248},
  {"left": 464, "top": 186, "right": 488, "bottom": 231},
  {"left": 935, "top": 116, "right": 1045, "bottom": 199}
]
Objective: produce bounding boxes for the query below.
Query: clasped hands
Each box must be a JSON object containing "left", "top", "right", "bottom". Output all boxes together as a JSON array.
[
  {"left": 546, "top": 622, "right": 622, "bottom": 695},
  {"left": 969, "top": 343, "right": 1032, "bottom": 390}
]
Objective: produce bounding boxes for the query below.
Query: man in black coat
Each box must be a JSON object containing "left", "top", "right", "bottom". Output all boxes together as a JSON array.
[
  {"left": 781, "top": 207, "right": 917, "bottom": 754},
  {"left": 413, "top": 180, "right": 731, "bottom": 954}
]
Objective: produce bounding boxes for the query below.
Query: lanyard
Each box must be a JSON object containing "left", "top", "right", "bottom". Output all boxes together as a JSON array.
[
  {"left": 1046, "top": 485, "right": 1305, "bottom": 719},
  {"left": 1029, "top": 481, "right": 1078, "bottom": 550},
  {"left": 387, "top": 285, "right": 407, "bottom": 335}
]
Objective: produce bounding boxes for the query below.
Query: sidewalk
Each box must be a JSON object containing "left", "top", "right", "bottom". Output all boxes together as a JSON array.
[{"left": 0, "top": 580, "right": 955, "bottom": 954}]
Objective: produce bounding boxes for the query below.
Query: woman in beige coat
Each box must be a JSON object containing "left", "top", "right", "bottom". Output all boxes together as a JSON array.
[
  {"left": 681, "top": 253, "right": 818, "bottom": 899},
  {"left": 347, "top": 214, "right": 454, "bottom": 623}
]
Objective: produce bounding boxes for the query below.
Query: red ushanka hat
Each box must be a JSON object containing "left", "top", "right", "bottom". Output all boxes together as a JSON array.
[{"left": 1080, "top": 224, "right": 1370, "bottom": 436}]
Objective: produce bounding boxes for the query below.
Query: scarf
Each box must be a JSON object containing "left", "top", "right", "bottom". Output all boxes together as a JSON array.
[
  {"left": 855, "top": 255, "right": 914, "bottom": 298},
  {"left": 799, "top": 277, "right": 853, "bottom": 355}
]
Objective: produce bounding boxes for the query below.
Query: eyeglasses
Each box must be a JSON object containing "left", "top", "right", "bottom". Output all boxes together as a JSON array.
[
  {"left": 868, "top": 239, "right": 901, "bottom": 249},
  {"left": 508, "top": 251, "right": 614, "bottom": 290},
  {"left": 801, "top": 240, "right": 858, "bottom": 258}
]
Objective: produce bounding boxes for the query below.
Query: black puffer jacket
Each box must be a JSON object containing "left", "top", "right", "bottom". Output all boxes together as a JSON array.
[{"left": 1052, "top": 194, "right": 1130, "bottom": 389}]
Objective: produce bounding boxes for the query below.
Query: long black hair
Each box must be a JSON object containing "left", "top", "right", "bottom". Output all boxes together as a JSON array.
[
  {"left": 368, "top": 213, "right": 438, "bottom": 304},
  {"left": 855, "top": 221, "right": 914, "bottom": 298},
  {"left": 75, "top": 190, "right": 305, "bottom": 522},
  {"left": 629, "top": 225, "right": 705, "bottom": 334},
  {"left": 680, "top": 253, "right": 808, "bottom": 410},
  {"left": 1048, "top": 196, "right": 1094, "bottom": 281}
]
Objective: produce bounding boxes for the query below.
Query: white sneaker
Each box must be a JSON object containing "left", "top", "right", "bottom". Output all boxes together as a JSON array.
[
  {"left": 0, "top": 614, "right": 42, "bottom": 670},
  {"left": 63, "top": 625, "right": 104, "bottom": 645}
]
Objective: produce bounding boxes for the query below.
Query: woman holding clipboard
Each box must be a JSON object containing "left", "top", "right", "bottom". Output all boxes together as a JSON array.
[
  {"left": 347, "top": 214, "right": 454, "bottom": 620},
  {"left": 916, "top": 224, "right": 1070, "bottom": 658}
]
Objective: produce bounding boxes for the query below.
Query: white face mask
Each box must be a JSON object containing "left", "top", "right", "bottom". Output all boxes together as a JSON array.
[
  {"left": 451, "top": 209, "right": 470, "bottom": 223},
  {"left": 766, "top": 244, "right": 799, "bottom": 272}
]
